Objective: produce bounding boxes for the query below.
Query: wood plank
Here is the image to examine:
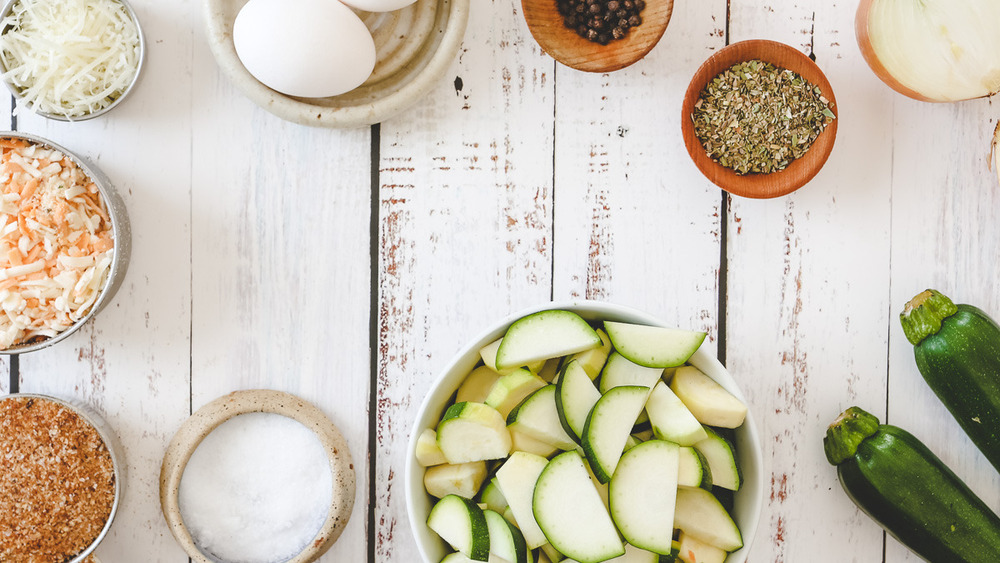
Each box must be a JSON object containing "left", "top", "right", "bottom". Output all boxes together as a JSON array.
[
  {"left": 551, "top": 0, "right": 726, "bottom": 345},
  {"left": 189, "top": 20, "right": 372, "bottom": 563},
  {"left": 15, "top": 1, "right": 194, "bottom": 560},
  {"left": 374, "top": 0, "right": 556, "bottom": 556},
  {"left": 726, "top": 2, "right": 893, "bottom": 561},
  {"left": 885, "top": 97, "right": 1000, "bottom": 562}
]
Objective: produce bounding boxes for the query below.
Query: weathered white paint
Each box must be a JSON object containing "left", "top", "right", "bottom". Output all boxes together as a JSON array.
[
  {"left": 374, "top": 0, "right": 556, "bottom": 557},
  {"left": 727, "top": 1, "right": 894, "bottom": 561},
  {"left": 1, "top": 0, "right": 997, "bottom": 562}
]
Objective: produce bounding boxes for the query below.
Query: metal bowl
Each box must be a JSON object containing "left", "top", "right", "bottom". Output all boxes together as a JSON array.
[
  {"left": 0, "top": 132, "right": 131, "bottom": 354},
  {"left": 0, "top": 0, "right": 146, "bottom": 121},
  {"left": 0, "top": 393, "right": 125, "bottom": 563}
]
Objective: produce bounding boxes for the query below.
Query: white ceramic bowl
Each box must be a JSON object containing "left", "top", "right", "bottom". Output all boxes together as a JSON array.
[
  {"left": 405, "top": 301, "right": 764, "bottom": 563},
  {"left": 205, "top": 0, "right": 469, "bottom": 128}
]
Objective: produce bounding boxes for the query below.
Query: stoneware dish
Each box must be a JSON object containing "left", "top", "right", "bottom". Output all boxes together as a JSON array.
[
  {"left": 159, "top": 389, "right": 356, "bottom": 563},
  {"left": 1, "top": 393, "right": 125, "bottom": 563},
  {"left": 681, "top": 39, "right": 838, "bottom": 199},
  {"left": 405, "top": 300, "right": 764, "bottom": 563},
  {"left": 522, "top": 0, "right": 673, "bottom": 73},
  {"left": 205, "top": 0, "right": 470, "bottom": 128},
  {"left": 0, "top": 0, "right": 146, "bottom": 121},
  {"left": 0, "top": 132, "right": 131, "bottom": 354}
]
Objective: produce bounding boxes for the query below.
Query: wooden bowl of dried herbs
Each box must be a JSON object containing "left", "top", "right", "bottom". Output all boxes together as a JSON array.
[
  {"left": 521, "top": 0, "right": 673, "bottom": 72},
  {"left": 681, "top": 40, "right": 838, "bottom": 199}
]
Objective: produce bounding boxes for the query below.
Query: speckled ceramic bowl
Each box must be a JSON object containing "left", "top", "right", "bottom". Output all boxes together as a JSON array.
[
  {"left": 405, "top": 301, "right": 764, "bottom": 563},
  {"left": 160, "top": 389, "right": 356, "bottom": 563},
  {"left": 0, "top": 393, "right": 125, "bottom": 563},
  {"left": 205, "top": 0, "right": 470, "bottom": 127},
  {"left": 0, "top": 0, "right": 146, "bottom": 121},
  {"left": 0, "top": 132, "right": 131, "bottom": 354}
]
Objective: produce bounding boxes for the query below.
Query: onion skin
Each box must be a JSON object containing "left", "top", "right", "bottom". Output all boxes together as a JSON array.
[{"left": 855, "top": 0, "right": 943, "bottom": 102}]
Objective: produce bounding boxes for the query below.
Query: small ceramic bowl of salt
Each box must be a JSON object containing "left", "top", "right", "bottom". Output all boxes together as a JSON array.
[{"left": 160, "top": 390, "right": 356, "bottom": 563}]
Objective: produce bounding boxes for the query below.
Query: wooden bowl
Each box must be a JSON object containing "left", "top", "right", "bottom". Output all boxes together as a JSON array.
[
  {"left": 681, "top": 40, "right": 838, "bottom": 199},
  {"left": 160, "top": 390, "right": 356, "bottom": 563},
  {"left": 521, "top": 0, "right": 673, "bottom": 73}
]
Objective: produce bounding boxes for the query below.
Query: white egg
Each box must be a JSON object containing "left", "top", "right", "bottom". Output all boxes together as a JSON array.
[
  {"left": 233, "top": 0, "right": 376, "bottom": 98},
  {"left": 338, "top": 0, "right": 419, "bottom": 13}
]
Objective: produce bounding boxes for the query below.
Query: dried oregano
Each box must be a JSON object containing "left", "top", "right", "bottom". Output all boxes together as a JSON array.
[{"left": 692, "top": 59, "right": 836, "bottom": 175}]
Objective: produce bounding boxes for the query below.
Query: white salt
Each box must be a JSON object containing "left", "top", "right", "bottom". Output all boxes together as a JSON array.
[{"left": 179, "top": 412, "right": 334, "bottom": 563}]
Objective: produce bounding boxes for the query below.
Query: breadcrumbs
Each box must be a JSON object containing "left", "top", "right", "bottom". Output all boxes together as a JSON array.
[{"left": 0, "top": 396, "right": 116, "bottom": 562}]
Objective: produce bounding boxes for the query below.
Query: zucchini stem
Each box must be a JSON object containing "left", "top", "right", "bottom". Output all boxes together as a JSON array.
[
  {"left": 824, "top": 406, "right": 880, "bottom": 465},
  {"left": 900, "top": 289, "right": 958, "bottom": 345}
]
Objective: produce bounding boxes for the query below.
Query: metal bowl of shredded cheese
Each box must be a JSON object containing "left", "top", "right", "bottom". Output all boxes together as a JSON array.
[
  {"left": 0, "top": 132, "right": 130, "bottom": 352},
  {"left": 0, "top": 0, "right": 145, "bottom": 121}
]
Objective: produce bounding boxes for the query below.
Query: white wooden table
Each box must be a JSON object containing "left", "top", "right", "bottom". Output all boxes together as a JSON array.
[{"left": 4, "top": 0, "right": 999, "bottom": 561}]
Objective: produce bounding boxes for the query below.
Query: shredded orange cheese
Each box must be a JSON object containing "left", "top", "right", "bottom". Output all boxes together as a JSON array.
[{"left": 0, "top": 138, "right": 113, "bottom": 349}]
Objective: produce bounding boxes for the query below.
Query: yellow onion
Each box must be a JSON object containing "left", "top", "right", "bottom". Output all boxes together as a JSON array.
[{"left": 856, "top": 0, "right": 1000, "bottom": 102}]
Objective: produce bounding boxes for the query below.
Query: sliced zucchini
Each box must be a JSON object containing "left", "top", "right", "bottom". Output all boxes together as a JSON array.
[
  {"left": 603, "top": 321, "right": 706, "bottom": 368},
  {"left": 532, "top": 451, "right": 625, "bottom": 563},
  {"left": 673, "top": 486, "right": 743, "bottom": 552},
  {"left": 437, "top": 402, "right": 512, "bottom": 464},
  {"left": 609, "top": 440, "right": 679, "bottom": 555},
  {"left": 507, "top": 385, "right": 577, "bottom": 450},
  {"left": 510, "top": 428, "right": 560, "bottom": 458},
  {"left": 669, "top": 366, "right": 746, "bottom": 429},
  {"left": 424, "top": 461, "right": 488, "bottom": 499},
  {"left": 486, "top": 370, "right": 549, "bottom": 419},
  {"left": 481, "top": 338, "right": 546, "bottom": 374},
  {"left": 459, "top": 366, "right": 504, "bottom": 404},
  {"left": 582, "top": 386, "right": 649, "bottom": 483},
  {"left": 496, "top": 310, "right": 603, "bottom": 371},
  {"left": 606, "top": 543, "right": 661, "bottom": 562},
  {"left": 428, "top": 494, "right": 492, "bottom": 561},
  {"left": 631, "top": 428, "right": 654, "bottom": 442},
  {"left": 599, "top": 352, "right": 664, "bottom": 394},
  {"left": 645, "top": 381, "right": 708, "bottom": 446},
  {"left": 495, "top": 452, "right": 550, "bottom": 549},
  {"left": 478, "top": 477, "right": 508, "bottom": 513},
  {"left": 555, "top": 360, "right": 602, "bottom": 442},
  {"left": 693, "top": 427, "right": 741, "bottom": 491},
  {"left": 539, "top": 542, "right": 565, "bottom": 562},
  {"left": 567, "top": 328, "right": 613, "bottom": 379},
  {"left": 676, "top": 532, "right": 726, "bottom": 563},
  {"left": 485, "top": 509, "right": 531, "bottom": 563},
  {"left": 416, "top": 428, "right": 449, "bottom": 466},
  {"left": 537, "top": 358, "right": 562, "bottom": 383},
  {"left": 677, "top": 446, "right": 712, "bottom": 490}
]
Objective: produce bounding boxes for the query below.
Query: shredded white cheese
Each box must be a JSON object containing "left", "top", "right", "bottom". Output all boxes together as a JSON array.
[
  {"left": 0, "top": 138, "right": 114, "bottom": 349},
  {"left": 0, "top": 0, "right": 141, "bottom": 119}
]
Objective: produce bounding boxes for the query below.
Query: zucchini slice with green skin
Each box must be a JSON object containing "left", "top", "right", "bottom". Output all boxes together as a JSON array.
[
  {"left": 645, "top": 381, "right": 708, "bottom": 446},
  {"left": 825, "top": 406, "right": 1000, "bottom": 562},
  {"left": 485, "top": 509, "right": 531, "bottom": 563},
  {"left": 900, "top": 289, "right": 1000, "bottom": 473},
  {"left": 672, "top": 486, "right": 743, "bottom": 552},
  {"left": 608, "top": 440, "right": 680, "bottom": 555},
  {"left": 555, "top": 360, "right": 602, "bottom": 442},
  {"left": 495, "top": 452, "right": 551, "bottom": 549},
  {"left": 676, "top": 533, "right": 725, "bottom": 563},
  {"left": 677, "top": 445, "right": 712, "bottom": 490},
  {"left": 507, "top": 385, "right": 577, "bottom": 451},
  {"left": 532, "top": 451, "right": 625, "bottom": 563},
  {"left": 603, "top": 321, "right": 705, "bottom": 368},
  {"left": 496, "top": 310, "right": 603, "bottom": 371},
  {"left": 693, "top": 427, "right": 741, "bottom": 491},
  {"left": 599, "top": 352, "right": 664, "bottom": 394},
  {"left": 582, "top": 386, "right": 649, "bottom": 483},
  {"left": 428, "top": 494, "right": 492, "bottom": 561},
  {"left": 437, "top": 402, "right": 512, "bottom": 464}
]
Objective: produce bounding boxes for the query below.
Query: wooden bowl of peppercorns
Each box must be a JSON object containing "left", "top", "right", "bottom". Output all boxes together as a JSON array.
[
  {"left": 681, "top": 40, "right": 838, "bottom": 198},
  {"left": 521, "top": 0, "right": 673, "bottom": 72}
]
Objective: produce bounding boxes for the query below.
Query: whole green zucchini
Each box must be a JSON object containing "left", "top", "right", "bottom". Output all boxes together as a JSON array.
[
  {"left": 900, "top": 289, "right": 1000, "bottom": 472},
  {"left": 825, "top": 406, "right": 1000, "bottom": 562}
]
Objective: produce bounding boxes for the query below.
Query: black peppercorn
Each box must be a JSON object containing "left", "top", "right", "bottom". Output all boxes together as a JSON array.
[{"left": 556, "top": 0, "right": 645, "bottom": 45}]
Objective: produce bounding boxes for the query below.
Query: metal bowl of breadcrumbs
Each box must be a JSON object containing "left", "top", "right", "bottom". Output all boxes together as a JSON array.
[{"left": 0, "top": 393, "right": 124, "bottom": 562}]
